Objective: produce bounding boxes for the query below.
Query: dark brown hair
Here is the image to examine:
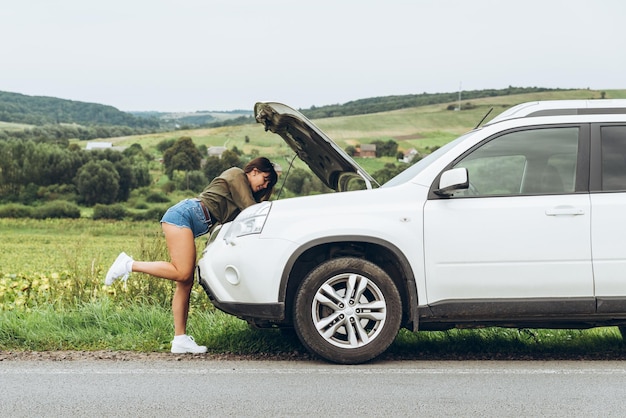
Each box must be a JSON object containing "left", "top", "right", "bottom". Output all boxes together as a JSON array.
[{"left": 244, "top": 157, "right": 278, "bottom": 201}]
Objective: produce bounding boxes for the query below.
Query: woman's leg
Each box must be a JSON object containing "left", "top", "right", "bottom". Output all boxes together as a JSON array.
[{"left": 131, "top": 223, "right": 197, "bottom": 335}]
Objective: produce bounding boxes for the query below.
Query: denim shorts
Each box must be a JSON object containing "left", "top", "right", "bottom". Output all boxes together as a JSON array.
[{"left": 160, "top": 199, "right": 212, "bottom": 238}]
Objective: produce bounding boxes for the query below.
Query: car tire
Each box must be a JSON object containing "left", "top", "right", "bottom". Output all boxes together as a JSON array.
[
  {"left": 293, "top": 257, "right": 402, "bottom": 364},
  {"left": 619, "top": 326, "right": 626, "bottom": 340}
]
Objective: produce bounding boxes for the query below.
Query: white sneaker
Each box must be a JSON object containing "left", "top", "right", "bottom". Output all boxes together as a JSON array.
[
  {"left": 171, "top": 335, "right": 208, "bottom": 354},
  {"left": 104, "top": 252, "right": 133, "bottom": 285}
]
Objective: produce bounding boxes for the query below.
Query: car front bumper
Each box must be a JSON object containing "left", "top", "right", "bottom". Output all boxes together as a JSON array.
[{"left": 196, "top": 224, "right": 298, "bottom": 322}]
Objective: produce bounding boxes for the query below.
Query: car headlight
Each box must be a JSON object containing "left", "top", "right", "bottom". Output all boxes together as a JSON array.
[{"left": 224, "top": 201, "right": 272, "bottom": 244}]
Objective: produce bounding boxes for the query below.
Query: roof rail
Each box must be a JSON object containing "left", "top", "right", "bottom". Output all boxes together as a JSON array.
[{"left": 485, "top": 99, "right": 626, "bottom": 126}]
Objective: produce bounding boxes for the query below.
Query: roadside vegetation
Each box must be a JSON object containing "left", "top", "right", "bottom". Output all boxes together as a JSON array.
[
  {"left": 2, "top": 88, "right": 626, "bottom": 359},
  {"left": 0, "top": 218, "right": 623, "bottom": 358},
  {"left": 1, "top": 216, "right": 624, "bottom": 358}
]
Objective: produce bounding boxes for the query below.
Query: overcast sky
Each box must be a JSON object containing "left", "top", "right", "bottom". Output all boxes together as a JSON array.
[{"left": 3, "top": 0, "right": 624, "bottom": 112}]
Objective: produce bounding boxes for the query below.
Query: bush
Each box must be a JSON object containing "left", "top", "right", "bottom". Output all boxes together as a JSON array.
[
  {"left": 131, "top": 206, "right": 168, "bottom": 222},
  {"left": 145, "top": 192, "right": 170, "bottom": 203},
  {"left": 161, "top": 181, "right": 176, "bottom": 194},
  {"left": 174, "top": 170, "right": 208, "bottom": 193},
  {"left": 37, "top": 184, "right": 78, "bottom": 202},
  {"left": 18, "top": 183, "right": 39, "bottom": 204},
  {"left": 34, "top": 201, "right": 81, "bottom": 219},
  {"left": 0, "top": 203, "right": 33, "bottom": 218},
  {"left": 92, "top": 203, "right": 128, "bottom": 220}
]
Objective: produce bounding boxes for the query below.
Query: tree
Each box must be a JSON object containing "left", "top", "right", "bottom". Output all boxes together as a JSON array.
[
  {"left": 371, "top": 139, "right": 398, "bottom": 157},
  {"left": 174, "top": 170, "right": 209, "bottom": 192},
  {"left": 113, "top": 159, "right": 133, "bottom": 201},
  {"left": 284, "top": 167, "right": 329, "bottom": 196},
  {"left": 156, "top": 138, "right": 176, "bottom": 153},
  {"left": 220, "top": 149, "right": 241, "bottom": 168},
  {"left": 373, "top": 163, "right": 405, "bottom": 184},
  {"left": 284, "top": 167, "right": 311, "bottom": 195},
  {"left": 33, "top": 144, "right": 85, "bottom": 186},
  {"left": 123, "top": 143, "right": 152, "bottom": 162},
  {"left": 131, "top": 163, "right": 152, "bottom": 189},
  {"left": 0, "top": 139, "right": 30, "bottom": 198},
  {"left": 202, "top": 149, "right": 243, "bottom": 182},
  {"left": 203, "top": 156, "right": 226, "bottom": 183},
  {"left": 74, "top": 160, "right": 120, "bottom": 205},
  {"left": 162, "top": 136, "right": 202, "bottom": 179}
]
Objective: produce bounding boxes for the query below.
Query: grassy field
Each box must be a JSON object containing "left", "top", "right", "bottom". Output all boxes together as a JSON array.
[{"left": 0, "top": 218, "right": 159, "bottom": 274}]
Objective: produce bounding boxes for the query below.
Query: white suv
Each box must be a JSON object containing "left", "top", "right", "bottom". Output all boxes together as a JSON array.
[{"left": 198, "top": 99, "right": 626, "bottom": 364}]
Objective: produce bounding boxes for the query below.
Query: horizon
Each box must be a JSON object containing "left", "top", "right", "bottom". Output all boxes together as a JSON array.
[{"left": 3, "top": 85, "right": 621, "bottom": 115}]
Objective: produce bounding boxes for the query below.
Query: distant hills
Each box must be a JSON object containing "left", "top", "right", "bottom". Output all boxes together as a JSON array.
[
  {"left": 302, "top": 86, "right": 569, "bottom": 119},
  {"left": 0, "top": 91, "right": 254, "bottom": 130},
  {"left": 0, "top": 86, "right": 583, "bottom": 131},
  {"left": 0, "top": 91, "right": 159, "bottom": 128},
  {"left": 130, "top": 109, "right": 253, "bottom": 130}
]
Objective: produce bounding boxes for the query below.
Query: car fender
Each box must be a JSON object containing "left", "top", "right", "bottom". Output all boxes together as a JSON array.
[{"left": 277, "top": 233, "right": 420, "bottom": 331}]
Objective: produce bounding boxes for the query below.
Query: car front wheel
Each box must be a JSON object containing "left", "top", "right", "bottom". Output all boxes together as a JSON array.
[{"left": 293, "top": 257, "right": 402, "bottom": 364}]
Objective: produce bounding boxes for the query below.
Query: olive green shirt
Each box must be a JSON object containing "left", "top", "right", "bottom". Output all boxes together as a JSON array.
[{"left": 197, "top": 167, "right": 256, "bottom": 224}]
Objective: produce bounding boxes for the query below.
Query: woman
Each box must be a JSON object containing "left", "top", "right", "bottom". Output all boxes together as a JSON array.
[{"left": 104, "top": 157, "right": 278, "bottom": 353}]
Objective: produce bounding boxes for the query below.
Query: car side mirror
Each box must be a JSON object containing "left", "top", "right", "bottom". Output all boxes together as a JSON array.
[{"left": 435, "top": 167, "right": 469, "bottom": 196}]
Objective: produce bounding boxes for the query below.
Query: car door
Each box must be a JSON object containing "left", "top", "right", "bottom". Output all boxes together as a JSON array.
[
  {"left": 423, "top": 125, "right": 594, "bottom": 315},
  {"left": 590, "top": 124, "right": 626, "bottom": 314}
]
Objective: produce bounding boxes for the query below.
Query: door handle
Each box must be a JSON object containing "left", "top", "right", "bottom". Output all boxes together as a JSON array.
[{"left": 545, "top": 206, "right": 585, "bottom": 216}]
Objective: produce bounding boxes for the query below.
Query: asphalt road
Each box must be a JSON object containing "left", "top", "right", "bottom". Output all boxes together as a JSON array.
[{"left": 1, "top": 359, "right": 625, "bottom": 417}]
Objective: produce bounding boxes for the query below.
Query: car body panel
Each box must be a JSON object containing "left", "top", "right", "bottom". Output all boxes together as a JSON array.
[
  {"left": 424, "top": 193, "right": 593, "bottom": 302},
  {"left": 198, "top": 222, "right": 299, "bottom": 304},
  {"left": 591, "top": 193, "right": 626, "bottom": 299}
]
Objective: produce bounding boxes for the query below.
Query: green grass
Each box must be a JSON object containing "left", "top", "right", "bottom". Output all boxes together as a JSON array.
[
  {"left": 0, "top": 301, "right": 303, "bottom": 354},
  {"left": 388, "top": 327, "right": 626, "bottom": 360},
  {"left": 0, "top": 218, "right": 160, "bottom": 274},
  {"left": 1, "top": 301, "right": 624, "bottom": 359},
  {"left": 0, "top": 121, "right": 33, "bottom": 131}
]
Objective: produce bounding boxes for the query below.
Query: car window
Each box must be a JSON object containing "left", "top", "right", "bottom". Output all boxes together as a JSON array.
[
  {"left": 383, "top": 132, "right": 474, "bottom": 188},
  {"left": 601, "top": 126, "right": 626, "bottom": 191},
  {"left": 450, "top": 127, "right": 579, "bottom": 197}
]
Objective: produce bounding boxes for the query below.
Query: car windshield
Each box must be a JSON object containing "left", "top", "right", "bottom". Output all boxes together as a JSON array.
[{"left": 382, "top": 132, "right": 474, "bottom": 188}]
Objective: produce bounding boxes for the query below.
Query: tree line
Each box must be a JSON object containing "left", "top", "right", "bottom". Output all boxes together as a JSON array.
[
  {"left": 0, "top": 91, "right": 160, "bottom": 128},
  {"left": 1, "top": 87, "right": 572, "bottom": 135},
  {"left": 0, "top": 124, "right": 158, "bottom": 144},
  {"left": 301, "top": 86, "right": 568, "bottom": 119},
  {"left": 0, "top": 135, "right": 267, "bottom": 210},
  {"left": 0, "top": 139, "right": 152, "bottom": 206}
]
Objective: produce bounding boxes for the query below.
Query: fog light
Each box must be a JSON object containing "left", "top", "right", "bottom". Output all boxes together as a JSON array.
[{"left": 224, "top": 265, "right": 240, "bottom": 285}]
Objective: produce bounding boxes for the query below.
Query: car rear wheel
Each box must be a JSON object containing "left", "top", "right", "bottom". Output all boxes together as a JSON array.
[
  {"left": 293, "top": 257, "right": 402, "bottom": 364},
  {"left": 619, "top": 326, "right": 626, "bottom": 340}
]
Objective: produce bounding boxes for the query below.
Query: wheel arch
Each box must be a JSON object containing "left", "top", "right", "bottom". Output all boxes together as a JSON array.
[{"left": 279, "top": 235, "right": 419, "bottom": 331}]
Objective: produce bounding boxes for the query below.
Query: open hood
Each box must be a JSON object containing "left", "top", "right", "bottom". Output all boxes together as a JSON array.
[{"left": 254, "top": 102, "right": 378, "bottom": 192}]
